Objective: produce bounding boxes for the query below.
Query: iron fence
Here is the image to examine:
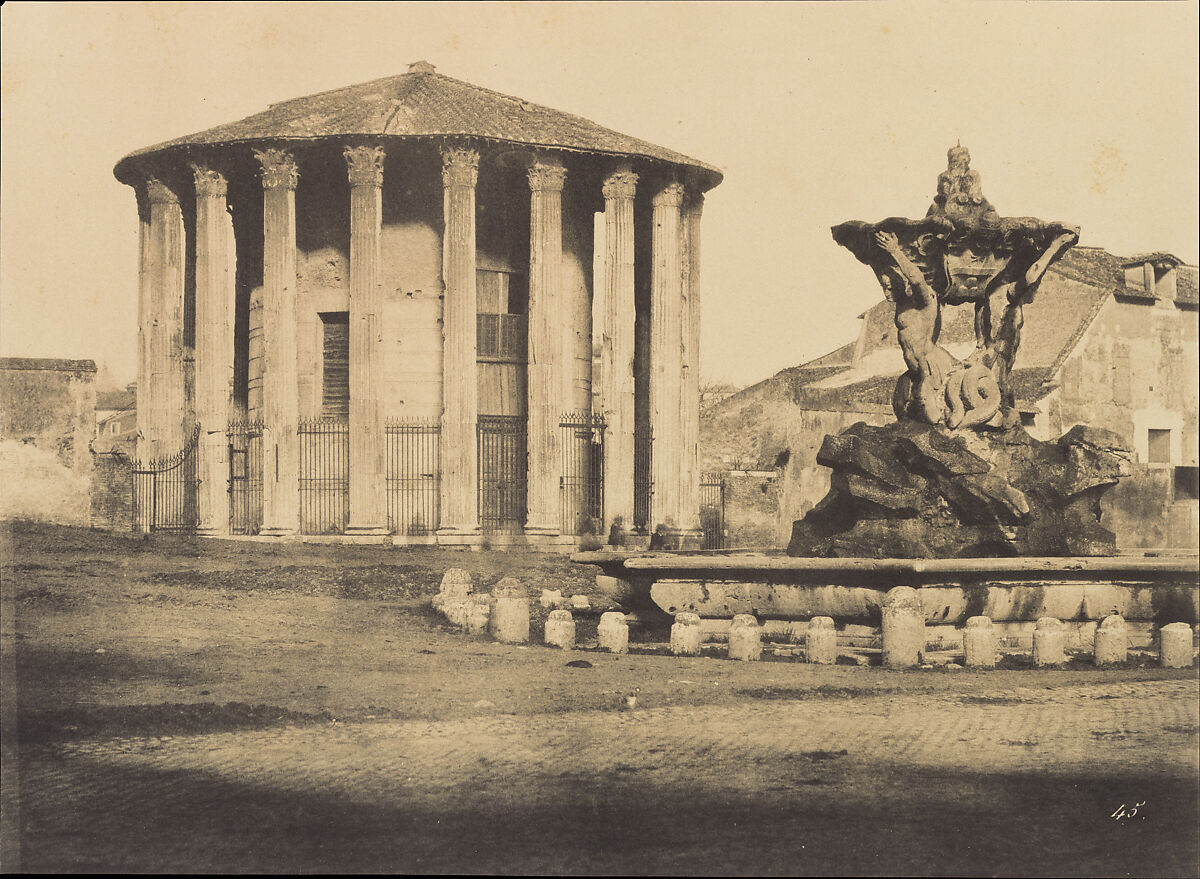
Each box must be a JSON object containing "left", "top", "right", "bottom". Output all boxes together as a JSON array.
[
  {"left": 478, "top": 414, "right": 526, "bottom": 534},
  {"left": 386, "top": 418, "right": 440, "bottom": 535},
  {"left": 559, "top": 411, "right": 604, "bottom": 536},
  {"left": 227, "top": 419, "right": 263, "bottom": 535},
  {"left": 298, "top": 417, "right": 349, "bottom": 534},
  {"left": 633, "top": 426, "right": 653, "bottom": 533},
  {"left": 132, "top": 425, "right": 199, "bottom": 533},
  {"left": 699, "top": 473, "right": 727, "bottom": 550}
]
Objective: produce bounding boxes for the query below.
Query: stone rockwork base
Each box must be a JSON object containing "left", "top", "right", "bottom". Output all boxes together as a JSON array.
[{"left": 788, "top": 420, "right": 1133, "bottom": 559}]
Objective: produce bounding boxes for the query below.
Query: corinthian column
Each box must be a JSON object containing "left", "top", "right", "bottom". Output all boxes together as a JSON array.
[
  {"left": 437, "top": 146, "right": 481, "bottom": 541},
  {"left": 650, "top": 181, "right": 685, "bottom": 538},
  {"left": 344, "top": 145, "right": 388, "bottom": 535},
  {"left": 678, "top": 189, "right": 704, "bottom": 538},
  {"left": 144, "top": 177, "right": 188, "bottom": 458},
  {"left": 191, "top": 164, "right": 235, "bottom": 536},
  {"left": 134, "top": 184, "right": 152, "bottom": 462},
  {"left": 600, "top": 168, "right": 638, "bottom": 538},
  {"left": 255, "top": 149, "right": 300, "bottom": 537},
  {"left": 525, "top": 157, "right": 567, "bottom": 539}
]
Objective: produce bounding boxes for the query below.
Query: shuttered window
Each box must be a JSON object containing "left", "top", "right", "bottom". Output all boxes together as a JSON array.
[
  {"left": 321, "top": 312, "right": 350, "bottom": 417},
  {"left": 476, "top": 269, "right": 527, "bottom": 362}
]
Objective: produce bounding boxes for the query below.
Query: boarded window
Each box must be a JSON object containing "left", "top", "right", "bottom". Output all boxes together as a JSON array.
[
  {"left": 1147, "top": 429, "right": 1172, "bottom": 464},
  {"left": 321, "top": 312, "right": 350, "bottom": 418},
  {"left": 476, "top": 270, "right": 527, "bottom": 362},
  {"left": 1174, "top": 466, "right": 1199, "bottom": 502}
]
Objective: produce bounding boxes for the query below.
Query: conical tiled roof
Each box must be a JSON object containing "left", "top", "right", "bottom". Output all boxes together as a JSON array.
[{"left": 114, "top": 62, "right": 723, "bottom": 187}]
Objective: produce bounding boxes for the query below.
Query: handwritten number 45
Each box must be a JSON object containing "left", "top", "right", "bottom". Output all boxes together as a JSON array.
[{"left": 1111, "top": 802, "right": 1146, "bottom": 821}]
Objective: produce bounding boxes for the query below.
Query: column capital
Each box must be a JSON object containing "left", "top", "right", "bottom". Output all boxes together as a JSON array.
[
  {"left": 344, "top": 144, "right": 386, "bottom": 187},
  {"left": 602, "top": 169, "right": 638, "bottom": 200},
  {"left": 652, "top": 181, "right": 685, "bottom": 208},
  {"left": 145, "top": 177, "right": 180, "bottom": 205},
  {"left": 254, "top": 148, "right": 299, "bottom": 191},
  {"left": 190, "top": 164, "right": 228, "bottom": 198},
  {"left": 687, "top": 188, "right": 706, "bottom": 210},
  {"left": 527, "top": 159, "right": 567, "bottom": 193},
  {"left": 441, "top": 147, "right": 480, "bottom": 188}
]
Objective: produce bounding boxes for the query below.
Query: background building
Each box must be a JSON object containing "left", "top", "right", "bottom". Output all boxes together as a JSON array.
[
  {"left": 112, "top": 62, "right": 721, "bottom": 546},
  {"left": 702, "top": 246, "right": 1199, "bottom": 550}
]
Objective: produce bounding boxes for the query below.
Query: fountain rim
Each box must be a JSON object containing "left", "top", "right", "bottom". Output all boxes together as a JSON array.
[{"left": 572, "top": 552, "right": 1199, "bottom": 583}]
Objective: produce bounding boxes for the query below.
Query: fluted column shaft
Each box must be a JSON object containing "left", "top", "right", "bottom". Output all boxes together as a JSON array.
[
  {"left": 134, "top": 186, "right": 152, "bottom": 461},
  {"left": 678, "top": 190, "right": 704, "bottom": 533},
  {"left": 345, "top": 146, "right": 388, "bottom": 534},
  {"left": 650, "top": 182, "right": 685, "bottom": 533},
  {"left": 600, "top": 169, "right": 638, "bottom": 535},
  {"left": 192, "top": 165, "right": 235, "bottom": 535},
  {"left": 144, "top": 178, "right": 187, "bottom": 458},
  {"left": 256, "top": 149, "right": 300, "bottom": 536},
  {"left": 438, "top": 147, "right": 481, "bottom": 536},
  {"left": 525, "top": 158, "right": 567, "bottom": 537}
]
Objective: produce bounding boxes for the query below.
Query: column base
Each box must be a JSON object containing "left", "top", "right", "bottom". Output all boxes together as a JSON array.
[
  {"left": 523, "top": 522, "right": 561, "bottom": 539},
  {"left": 260, "top": 526, "right": 298, "bottom": 539}
]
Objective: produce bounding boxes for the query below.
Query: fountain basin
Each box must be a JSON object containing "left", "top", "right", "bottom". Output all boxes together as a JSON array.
[{"left": 572, "top": 552, "right": 1200, "bottom": 625}]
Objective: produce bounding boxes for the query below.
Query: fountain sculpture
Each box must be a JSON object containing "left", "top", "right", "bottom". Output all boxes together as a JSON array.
[
  {"left": 790, "top": 145, "right": 1130, "bottom": 559},
  {"left": 574, "top": 148, "right": 1197, "bottom": 634}
]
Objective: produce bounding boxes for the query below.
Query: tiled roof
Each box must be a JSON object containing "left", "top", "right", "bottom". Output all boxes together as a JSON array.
[
  {"left": 96, "top": 389, "right": 136, "bottom": 411},
  {"left": 115, "top": 64, "right": 722, "bottom": 187},
  {"left": 1122, "top": 252, "right": 1183, "bottom": 268}
]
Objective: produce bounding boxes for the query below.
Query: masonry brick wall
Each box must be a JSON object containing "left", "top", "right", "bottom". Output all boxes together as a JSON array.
[{"left": 90, "top": 450, "right": 133, "bottom": 531}]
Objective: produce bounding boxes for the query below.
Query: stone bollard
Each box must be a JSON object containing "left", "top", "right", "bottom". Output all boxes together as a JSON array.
[
  {"left": 881, "top": 586, "right": 925, "bottom": 668},
  {"left": 1033, "top": 617, "right": 1065, "bottom": 667},
  {"left": 727, "top": 614, "right": 762, "bottom": 661},
  {"left": 805, "top": 616, "right": 838, "bottom": 665},
  {"left": 1159, "top": 622, "right": 1195, "bottom": 668},
  {"left": 597, "top": 612, "right": 630, "bottom": 654},
  {"left": 1093, "top": 614, "right": 1127, "bottom": 665},
  {"left": 539, "top": 589, "right": 563, "bottom": 609},
  {"left": 571, "top": 594, "right": 591, "bottom": 611},
  {"left": 963, "top": 616, "right": 997, "bottom": 668},
  {"left": 433, "top": 568, "right": 473, "bottom": 614},
  {"left": 465, "top": 602, "right": 491, "bottom": 635},
  {"left": 670, "top": 612, "right": 702, "bottom": 656},
  {"left": 444, "top": 599, "right": 471, "bottom": 629},
  {"left": 543, "top": 609, "right": 576, "bottom": 649},
  {"left": 489, "top": 577, "right": 530, "bottom": 644}
]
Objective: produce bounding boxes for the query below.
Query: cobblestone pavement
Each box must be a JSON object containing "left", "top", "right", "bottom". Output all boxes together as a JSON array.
[
  {"left": 6, "top": 525, "right": 1198, "bottom": 875},
  {"left": 16, "top": 677, "right": 1200, "bottom": 875}
]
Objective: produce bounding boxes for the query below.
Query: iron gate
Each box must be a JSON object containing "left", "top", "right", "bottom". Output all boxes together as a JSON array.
[
  {"left": 560, "top": 411, "right": 604, "bottom": 535},
  {"left": 132, "top": 425, "right": 199, "bottom": 533},
  {"left": 699, "top": 473, "right": 727, "bottom": 550},
  {"left": 478, "top": 415, "right": 526, "bottom": 534},
  {"left": 386, "top": 418, "right": 440, "bottom": 535},
  {"left": 227, "top": 420, "right": 263, "bottom": 535},
  {"left": 633, "top": 426, "right": 653, "bottom": 533},
  {"left": 298, "top": 417, "right": 349, "bottom": 534}
]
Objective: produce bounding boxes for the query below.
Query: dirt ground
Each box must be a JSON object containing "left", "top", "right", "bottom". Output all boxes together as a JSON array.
[{"left": 2, "top": 521, "right": 1198, "bottom": 875}]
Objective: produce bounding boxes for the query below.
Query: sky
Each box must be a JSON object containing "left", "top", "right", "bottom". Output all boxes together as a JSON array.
[{"left": 2, "top": 1, "right": 1197, "bottom": 389}]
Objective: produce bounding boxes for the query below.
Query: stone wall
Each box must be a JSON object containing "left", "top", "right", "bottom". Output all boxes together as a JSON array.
[
  {"left": 700, "top": 370, "right": 892, "bottom": 547},
  {"left": 719, "top": 470, "right": 780, "bottom": 548},
  {"left": 90, "top": 450, "right": 133, "bottom": 531},
  {"left": 0, "top": 357, "right": 97, "bottom": 473}
]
